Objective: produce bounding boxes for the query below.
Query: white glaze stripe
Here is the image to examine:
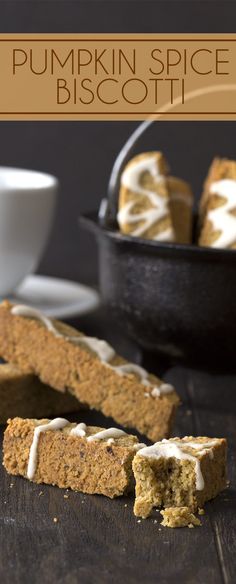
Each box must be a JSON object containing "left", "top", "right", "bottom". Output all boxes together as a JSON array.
[
  {"left": 27, "top": 418, "right": 69, "bottom": 480},
  {"left": 118, "top": 155, "right": 174, "bottom": 241},
  {"left": 208, "top": 179, "right": 236, "bottom": 248},
  {"left": 137, "top": 438, "right": 218, "bottom": 490},
  {"left": 87, "top": 428, "right": 126, "bottom": 442},
  {"left": 70, "top": 423, "right": 87, "bottom": 437},
  {"left": 11, "top": 305, "right": 174, "bottom": 397},
  {"left": 27, "top": 418, "right": 132, "bottom": 480},
  {"left": 11, "top": 304, "right": 115, "bottom": 363}
]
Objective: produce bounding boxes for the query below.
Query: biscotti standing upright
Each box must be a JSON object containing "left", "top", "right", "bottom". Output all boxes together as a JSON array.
[
  {"left": 0, "top": 301, "right": 179, "bottom": 442},
  {"left": 3, "top": 417, "right": 142, "bottom": 498},
  {"left": 199, "top": 157, "right": 236, "bottom": 249},
  {"left": 117, "top": 152, "right": 193, "bottom": 244},
  {"left": 0, "top": 363, "right": 81, "bottom": 423},
  {"left": 133, "top": 436, "right": 227, "bottom": 518}
]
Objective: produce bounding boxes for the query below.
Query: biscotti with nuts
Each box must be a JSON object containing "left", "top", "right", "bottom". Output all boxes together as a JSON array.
[{"left": 3, "top": 417, "right": 142, "bottom": 498}]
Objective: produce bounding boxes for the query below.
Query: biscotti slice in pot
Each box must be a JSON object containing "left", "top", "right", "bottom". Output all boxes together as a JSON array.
[
  {"left": 199, "top": 157, "right": 236, "bottom": 249},
  {"left": 3, "top": 417, "right": 143, "bottom": 498},
  {"left": 117, "top": 152, "right": 193, "bottom": 244},
  {"left": 0, "top": 363, "right": 81, "bottom": 423},
  {"left": 0, "top": 301, "right": 179, "bottom": 442},
  {"left": 132, "top": 436, "right": 227, "bottom": 518}
]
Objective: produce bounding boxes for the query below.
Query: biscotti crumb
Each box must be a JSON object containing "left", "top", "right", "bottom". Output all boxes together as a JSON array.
[
  {"left": 38, "top": 491, "right": 43, "bottom": 497},
  {"left": 63, "top": 494, "right": 69, "bottom": 499},
  {"left": 160, "top": 507, "right": 201, "bottom": 529},
  {"left": 53, "top": 517, "right": 58, "bottom": 523},
  {"left": 198, "top": 508, "right": 205, "bottom": 515}
]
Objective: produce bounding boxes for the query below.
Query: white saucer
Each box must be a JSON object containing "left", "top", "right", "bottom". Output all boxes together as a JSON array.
[{"left": 9, "top": 275, "right": 100, "bottom": 319}]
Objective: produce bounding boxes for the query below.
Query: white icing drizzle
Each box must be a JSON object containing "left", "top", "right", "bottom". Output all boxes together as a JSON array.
[
  {"left": 137, "top": 438, "right": 218, "bottom": 490},
  {"left": 118, "top": 155, "right": 174, "bottom": 241},
  {"left": 27, "top": 418, "right": 69, "bottom": 480},
  {"left": 133, "top": 442, "right": 147, "bottom": 451},
  {"left": 11, "top": 304, "right": 115, "bottom": 363},
  {"left": 208, "top": 179, "right": 236, "bottom": 248},
  {"left": 70, "top": 422, "right": 87, "bottom": 437},
  {"left": 11, "top": 304, "right": 174, "bottom": 397},
  {"left": 87, "top": 428, "right": 127, "bottom": 442},
  {"left": 151, "top": 384, "right": 174, "bottom": 398},
  {"left": 113, "top": 363, "right": 151, "bottom": 385},
  {"left": 27, "top": 418, "right": 130, "bottom": 480},
  {"left": 112, "top": 363, "right": 174, "bottom": 397}
]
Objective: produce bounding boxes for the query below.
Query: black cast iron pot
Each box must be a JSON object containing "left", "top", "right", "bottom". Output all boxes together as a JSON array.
[
  {"left": 81, "top": 120, "right": 236, "bottom": 370},
  {"left": 81, "top": 212, "right": 236, "bottom": 369}
]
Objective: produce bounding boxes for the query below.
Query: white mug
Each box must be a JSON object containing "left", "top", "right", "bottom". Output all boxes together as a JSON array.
[{"left": 0, "top": 167, "right": 58, "bottom": 296}]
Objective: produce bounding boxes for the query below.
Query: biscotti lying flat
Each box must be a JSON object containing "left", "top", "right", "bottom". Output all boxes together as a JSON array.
[
  {"left": 199, "top": 157, "right": 236, "bottom": 249},
  {"left": 3, "top": 417, "right": 141, "bottom": 498},
  {"left": 118, "top": 152, "right": 193, "bottom": 244},
  {"left": 132, "top": 436, "right": 227, "bottom": 518},
  {"left": 0, "top": 363, "right": 81, "bottom": 423},
  {"left": 0, "top": 301, "right": 179, "bottom": 442}
]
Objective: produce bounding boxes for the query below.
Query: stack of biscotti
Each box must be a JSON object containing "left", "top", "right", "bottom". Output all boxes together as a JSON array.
[
  {"left": 3, "top": 418, "right": 227, "bottom": 528},
  {"left": 0, "top": 363, "right": 81, "bottom": 423},
  {"left": 118, "top": 152, "right": 193, "bottom": 244},
  {"left": 199, "top": 157, "right": 236, "bottom": 249},
  {"left": 0, "top": 301, "right": 179, "bottom": 442}
]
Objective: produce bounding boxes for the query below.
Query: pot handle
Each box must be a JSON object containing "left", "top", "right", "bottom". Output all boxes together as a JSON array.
[{"left": 99, "top": 119, "right": 153, "bottom": 227}]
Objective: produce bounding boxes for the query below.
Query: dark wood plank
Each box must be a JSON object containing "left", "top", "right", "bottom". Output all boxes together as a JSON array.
[{"left": 186, "top": 371, "right": 236, "bottom": 584}]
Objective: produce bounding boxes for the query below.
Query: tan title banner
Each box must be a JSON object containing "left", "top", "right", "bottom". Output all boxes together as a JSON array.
[{"left": 1, "top": 34, "right": 236, "bottom": 120}]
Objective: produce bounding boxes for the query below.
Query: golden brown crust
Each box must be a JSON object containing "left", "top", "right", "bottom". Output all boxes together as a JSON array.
[
  {"left": 0, "top": 301, "right": 179, "bottom": 442},
  {"left": 0, "top": 363, "right": 81, "bottom": 423},
  {"left": 168, "top": 176, "right": 193, "bottom": 244},
  {"left": 3, "top": 417, "right": 138, "bottom": 498}
]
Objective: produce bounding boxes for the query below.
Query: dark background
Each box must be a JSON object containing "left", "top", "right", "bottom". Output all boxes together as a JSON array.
[{"left": 1, "top": 0, "right": 236, "bottom": 286}]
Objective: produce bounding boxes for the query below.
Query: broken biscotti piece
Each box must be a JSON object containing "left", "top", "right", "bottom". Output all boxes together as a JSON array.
[
  {"left": 0, "top": 301, "right": 179, "bottom": 442},
  {"left": 118, "top": 152, "right": 193, "bottom": 244},
  {"left": 199, "top": 157, "right": 236, "bottom": 249},
  {"left": 160, "top": 507, "right": 201, "bottom": 528},
  {"left": 133, "top": 436, "right": 227, "bottom": 518},
  {"left": 3, "top": 417, "right": 143, "bottom": 497},
  {"left": 0, "top": 363, "right": 81, "bottom": 424}
]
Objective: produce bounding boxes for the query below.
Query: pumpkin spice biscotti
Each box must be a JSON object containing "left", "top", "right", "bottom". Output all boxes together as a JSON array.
[
  {"left": 3, "top": 417, "right": 142, "bottom": 497},
  {"left": 118, "top": 152, "right": 193, "bottom": 244},
  {"left": 0, "top": 363, "right": 81, "bottom": 424},
  {"left": 199, "top": 157, "right": 236, "bottom": 249},
  {"left": 133, "top": 436, "right": 227, "bottom": 519},
  {"left": 0, "top": 301, "right": 179, "bottom": 442}
]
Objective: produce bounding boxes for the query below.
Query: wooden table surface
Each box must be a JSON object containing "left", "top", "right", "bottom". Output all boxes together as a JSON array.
[{"left": 0, "top": 309, "right": 235, "bottom": 584}]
